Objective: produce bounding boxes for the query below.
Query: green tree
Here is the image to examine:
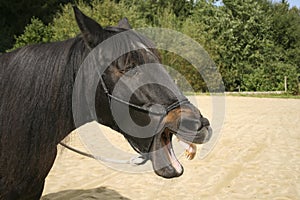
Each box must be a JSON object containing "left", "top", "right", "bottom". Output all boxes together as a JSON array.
[
  {"left": 123, "top": 0, "right": 194, "bottom": 25},
  {"left": 271, "top": 2, "right": 300, "bottom": 74},
  {"left": 9, "top": 0, "right": 300, "bottom": 93},
  {"left": 217, "top": 0, "right": 277, "bottom": 91},
  {"left": 12, "top": 0, "right": 148, "bottom": 48},
  {"left": 188, "top": 0, "right": 299, "bottom": 93}
]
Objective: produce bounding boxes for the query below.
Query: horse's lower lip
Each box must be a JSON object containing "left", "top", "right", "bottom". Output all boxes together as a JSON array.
[
  {"left": 150, "top": 126, "right": 212, "bottom": 178},
  {"left": 150, "top": 129, "right": 183, "bottom": 178}
]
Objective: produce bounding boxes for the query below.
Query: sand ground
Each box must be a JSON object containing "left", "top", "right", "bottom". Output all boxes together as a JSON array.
[{"left": 41, "top": 96, "right": 300, "bottom": 200}]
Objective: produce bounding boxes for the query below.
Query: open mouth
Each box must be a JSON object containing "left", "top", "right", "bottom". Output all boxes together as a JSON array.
[
  {"left": 150, "top": 125, "right": 212, "bottom": 178},
  {"left": 124, "top": 103, "right": 212, "bottom": 178},
  {"left": 150, "top": 128, "right": 183, "bottom": 178}
]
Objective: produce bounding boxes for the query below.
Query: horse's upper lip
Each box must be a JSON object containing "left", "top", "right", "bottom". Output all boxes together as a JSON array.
[{"left": 175, "top": 125, "right": 213, "bottom": 144}]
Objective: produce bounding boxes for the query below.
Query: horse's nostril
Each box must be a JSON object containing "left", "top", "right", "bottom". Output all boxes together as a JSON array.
[
  {"left": 200, "top": 118, "right": 210, "bottom": 127},
  {"left": 180, "top": 118, "right": 201, "bottom": 132}
]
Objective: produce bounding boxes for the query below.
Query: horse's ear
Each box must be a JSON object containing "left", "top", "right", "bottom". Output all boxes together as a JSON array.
[
  {"left": 73, "top": 6, "right": 103, "bottom": 48},
  {"left": 118, "top": 17, "right": 132, "bottom": 29}
]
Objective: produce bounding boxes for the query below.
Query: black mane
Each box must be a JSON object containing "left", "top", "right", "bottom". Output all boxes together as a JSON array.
[{"left": 1, "top": 37, "right": 88, "bottom": 143}]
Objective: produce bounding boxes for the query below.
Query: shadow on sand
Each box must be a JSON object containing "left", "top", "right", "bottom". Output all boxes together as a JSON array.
[{"left": 41, "top": 186, "right": 131, "bottom": 200}]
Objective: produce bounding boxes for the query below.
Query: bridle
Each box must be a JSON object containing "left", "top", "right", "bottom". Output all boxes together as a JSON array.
[
  {"left": 61, "top": 65, "right": 190, "bottom": 164},
  {"left": 98, "top": 71, "right": 190, "bottom": 117},
  {"left": 61, "top": 27, "right": 191, "bottom": 163},
  {"left": 98, "top": 69, "right": 191, "bottom": 155},
  {"left": 97, "top": 26, "right": 191, "bottom": 118}
]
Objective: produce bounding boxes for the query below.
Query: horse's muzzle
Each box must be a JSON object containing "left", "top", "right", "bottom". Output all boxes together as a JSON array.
[{"left": 160, "top": 103, "right": 213, "bottom": 145}]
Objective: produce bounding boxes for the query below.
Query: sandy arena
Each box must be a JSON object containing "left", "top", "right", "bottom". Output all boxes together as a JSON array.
[{"left": 41, "top": 96, "right": 300, "bottom": 200}]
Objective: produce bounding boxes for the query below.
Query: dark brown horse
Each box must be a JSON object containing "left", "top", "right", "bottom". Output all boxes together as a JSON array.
[{"left": 0, "top": 7, "right": 212, "bottom": 199}]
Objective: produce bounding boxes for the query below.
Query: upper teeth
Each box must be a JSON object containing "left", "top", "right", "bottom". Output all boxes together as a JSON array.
[{"left": 177, "top": 139, "right": 197, "bottom": 160}]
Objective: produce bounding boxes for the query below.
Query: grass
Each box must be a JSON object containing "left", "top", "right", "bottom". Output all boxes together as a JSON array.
[
  {"left": 227, "top": 92, "right": 300, "bottom": 99},
  {"left": 184, "top": 91, "right": 300, "bottom": 99}
]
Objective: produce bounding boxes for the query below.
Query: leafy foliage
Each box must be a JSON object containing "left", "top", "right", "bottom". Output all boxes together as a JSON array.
[
  {"left": 13, "top": 18, "right": 53, "bottom": 50},
  {"left": 9, "top": 0, "right": 300, "bottom": 94}
]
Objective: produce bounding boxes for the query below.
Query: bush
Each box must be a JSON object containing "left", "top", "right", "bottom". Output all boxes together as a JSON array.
[
  {"left": 12, "top": 18, "right": 52, "bottom": 50},
  {"left": 12, "top": 0, "right": 148, "bottom": 49},
  {"left": 12, "top": 0, "right": 299, "bottom": 94},
  {"left": 242, "top": 62, "right": 299, "bottom": 94}
]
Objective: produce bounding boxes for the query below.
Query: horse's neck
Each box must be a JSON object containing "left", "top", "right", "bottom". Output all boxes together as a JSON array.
[{"left": 56, "top": 38, "right": 91, "bottom": 143}]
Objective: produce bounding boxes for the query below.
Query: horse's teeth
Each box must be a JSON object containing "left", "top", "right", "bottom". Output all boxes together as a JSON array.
[{"left": 177, "top": 139, "right": 197, "bottom": 160}]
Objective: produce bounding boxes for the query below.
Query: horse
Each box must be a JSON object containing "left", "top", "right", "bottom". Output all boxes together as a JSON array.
[{"left": 0, "top": 7, "right": 212, "bottom": 199}]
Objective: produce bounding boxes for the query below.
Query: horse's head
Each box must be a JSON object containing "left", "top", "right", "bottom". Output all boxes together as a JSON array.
[{"left": 74, "top": 7, "right": 212, "bottom": 178}]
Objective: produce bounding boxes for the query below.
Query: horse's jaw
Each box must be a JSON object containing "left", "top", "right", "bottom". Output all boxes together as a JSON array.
[
  {"left": 149, "top": 127, "right": 212, "bottom": 179},
  {"left": 149, "top": 104, "right": 212, "bottom": 179},
  {"left": 150, "top": 129, "right": 183, "bottom": 178}
]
